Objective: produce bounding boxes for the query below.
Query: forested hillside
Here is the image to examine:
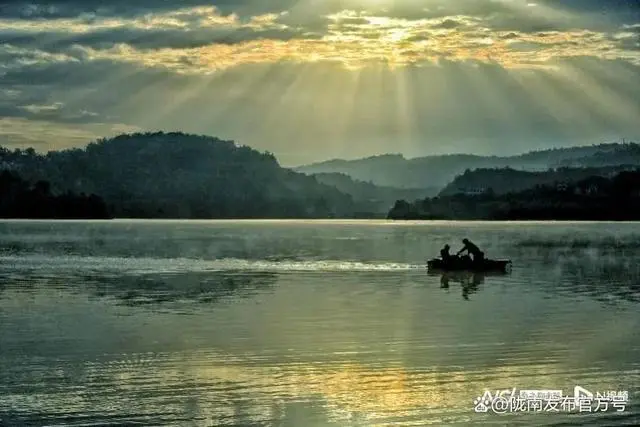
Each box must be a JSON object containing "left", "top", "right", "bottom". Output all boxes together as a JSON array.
[{"left": 0, "top": 132, "right": 373, "bottom": 218}]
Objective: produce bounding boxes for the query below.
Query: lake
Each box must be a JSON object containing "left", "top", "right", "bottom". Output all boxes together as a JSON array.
[{"left": 0, "top": 220, "right": 638, "bottom": 426}]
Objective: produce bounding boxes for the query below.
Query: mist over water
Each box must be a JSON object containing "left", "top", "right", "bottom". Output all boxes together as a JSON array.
[{"left": 0, "top": 220, "right": 639, "bottom": 426}]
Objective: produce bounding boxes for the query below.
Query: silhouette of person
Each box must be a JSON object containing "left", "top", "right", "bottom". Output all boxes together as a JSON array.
[
  {"left": 440, "top": 244, "right": 452, "bottom": 262},
  {"left": 457, "top": 238, "right": 485, "bottom": 263}
]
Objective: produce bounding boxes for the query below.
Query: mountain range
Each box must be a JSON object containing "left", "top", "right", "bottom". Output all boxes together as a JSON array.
[
  {"left": 0, "top": 133, "right": 638, "bottom": 219},
  {"left": 0, "top": 133, "right": 362, "bottom": 218},
  {"left": 295, "top": 142, "right": 640, "bottom": 189}
]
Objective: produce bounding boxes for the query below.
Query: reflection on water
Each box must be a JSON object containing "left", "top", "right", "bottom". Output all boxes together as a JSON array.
[
  {"left": 433, "top": 256, "right": 640, "bottom": 304},
  {"left": 0, "top": 220, "right": 640, "bottom": 426},
  {"left": 0, "top": 271, "right": 278, "bottom": 311},
  {"left": 437, "top": 271, "right": 487, "bottom": 301},
  {"left": 93, "top": 271, "right": 278, "bottom": 309}
]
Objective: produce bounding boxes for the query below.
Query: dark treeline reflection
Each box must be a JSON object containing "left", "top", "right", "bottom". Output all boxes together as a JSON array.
[
  {"left": 91, "top": 271, "right": 278, "bottom": 309},
  {"left": 0, "top": 271, "right": 278, "bottom": 311}
]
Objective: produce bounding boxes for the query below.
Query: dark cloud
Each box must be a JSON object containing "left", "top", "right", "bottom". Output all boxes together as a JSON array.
[
  {"left": 0, "top": 100, "right": 107, "bottom": 125},
  {"left": 5, "top": 102, "right": 101, "bottom": 123},
  {"left": 433, "top": 19, "right": 466, "bottom": 30},
  {"left": 610, "top": 25, "right": 640, "bottom": 51},
  {"left": 0, "top": 1, "right": 298, "bottom": 19},
  {"left": 0, "top": 44, "right": 194, "bottom": 126},
  {"left": 0, "top": 25, "right": 318, "bottom": 52},
  {"left": 500, "top": 32, "right": 521, "bottom": 40},
  {"left": 1, "top": 1, "right": 637, "bottom": 56},
  {"left": 617, "top": 37, "right": 640, "bottom": 51},
  {"left": 553, "top": 0, "right": 640, "bottom": 21},
  {"left": 3, "top": 0, "right": 636, "bottom": 23},
  {"left": 0, "top": 90, "right": 52, "bottom": 120}
]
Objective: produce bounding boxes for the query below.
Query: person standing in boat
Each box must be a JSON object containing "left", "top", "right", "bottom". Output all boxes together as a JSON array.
[{"left": 456, "top": 238, "right": 484, "bottom": 264}]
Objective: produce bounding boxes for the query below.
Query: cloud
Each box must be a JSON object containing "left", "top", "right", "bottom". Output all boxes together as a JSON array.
[
  {"left": 0, "top": 117, "right": 140, "bottom": 150},
  {"left": 20, "top": 102, "right": 63, "bottom": 114},
  {"left": 433, "top": 19, "right": 468, "bottom": 30},
  {"left": 1, "top": 1, "right": 638, "bottom": 24},
  {"left": 33, "top": 56, "right": 630, "bottom": 166},
  {"left": 1, "top": 52, "right": 639, "bottom": 165},
  {"left": 1, "top": 3, "right": 638, "bottom": 74},
  {"left": 0, "top": 1, "right": 304, "bottom": 20},
  {"left": 53, "top": 23, "right": 639, "bottom": 74},
  {"left": 0, "top": 6, "right": 304, "bottom": 52},
  {"left": 15, "top": 102, "right": 102, "bottom": 124},
  {"left": 0, "top": 1, "right": 639, "bottom": 164}
]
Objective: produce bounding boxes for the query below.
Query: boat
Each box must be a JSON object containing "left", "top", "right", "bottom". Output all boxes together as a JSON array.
[{"left": 426, "top": 256, "right": 511, "bottom": 273}]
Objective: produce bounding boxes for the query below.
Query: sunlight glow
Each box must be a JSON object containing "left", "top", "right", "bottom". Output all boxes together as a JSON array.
[
  {"left": 2, "top": 3, "right": 638, "bottom": 74},
  {"left": 1, "top": 0, "right": 639, "bottom": 158},
  {"left": 62, "top": 352, "right": 628, "bottom": 426}
]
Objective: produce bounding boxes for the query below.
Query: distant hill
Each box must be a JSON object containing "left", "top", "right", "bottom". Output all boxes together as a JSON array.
[
  {"left": 0, "top": 132, "right": 382, "bottom": 219},
  {"left": 555, "top": 143, "right": 640, "bottom": 168},
  {"left": 439, "top": 165, "right": 639, "bottom": 196},
  {"left": 3, "top": 133, "right": 639, "bottom": 219},
  {"left": 311, "top": 172, "right": 438, "bottom": 214},
  {"left": 296, "top": 153, "right": 490, "bottom": 189},
  {"left": 295, "top": 142, "right": 639, "bottom": 190},
  {"left": 388, "top": 170, "right": 640, "bottom": 221}
]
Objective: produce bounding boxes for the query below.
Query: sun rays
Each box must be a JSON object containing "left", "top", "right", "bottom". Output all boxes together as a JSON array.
[{"left": 0, "top": 0, "right": 639, "bottom": 162}]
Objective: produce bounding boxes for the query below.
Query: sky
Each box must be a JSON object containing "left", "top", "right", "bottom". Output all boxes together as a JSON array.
[{"left": 1, "top": 0, "right": 640, "bottom": 166}]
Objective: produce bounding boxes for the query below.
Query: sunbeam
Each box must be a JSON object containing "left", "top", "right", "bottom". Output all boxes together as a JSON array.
[
  {"left": 0, "top": 0, "right": 639, "bottom": 162},
  {"left": 507, "top": 68, "right": 592, "bottom": 142},
  {"left": 555, "top": 59, "right": 640, "bottom": 129}
]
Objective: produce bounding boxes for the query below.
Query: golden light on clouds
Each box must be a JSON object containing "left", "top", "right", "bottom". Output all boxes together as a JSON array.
[
  {"left": 2, "top": 5, "right": 639, "bottom": 74},
  {"left": 0, "top": 6, "right": 284, "bottom": 33},
  {"left": 69, "top": 24, "right": 637, "bottom": 75},
  {"left": 1, "top": 1, "right": 639, "bottom": 160}
]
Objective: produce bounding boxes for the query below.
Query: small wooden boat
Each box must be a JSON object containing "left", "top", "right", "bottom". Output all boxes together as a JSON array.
[{"left": 426, "top": 257, "right": 511, "bottom": 273}]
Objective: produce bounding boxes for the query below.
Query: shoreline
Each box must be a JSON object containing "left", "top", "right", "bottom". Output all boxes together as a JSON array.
[{"left": 2, "top": 217, "right": 640, "bottom": 223}]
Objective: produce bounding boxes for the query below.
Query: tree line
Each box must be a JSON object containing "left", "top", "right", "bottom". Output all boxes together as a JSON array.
[{"left": 388, "top": 170, "right": 640, "bottom": 220}]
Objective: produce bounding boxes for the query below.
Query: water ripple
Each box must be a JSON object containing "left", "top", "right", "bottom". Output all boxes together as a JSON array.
[{"left": 1, "top": 220, "right": 639, "bottom": 426}]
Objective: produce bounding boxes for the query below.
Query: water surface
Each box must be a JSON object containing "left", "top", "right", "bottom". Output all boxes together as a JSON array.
[{"left": 0, "top": 220, "right": 639, "bottom": 426}]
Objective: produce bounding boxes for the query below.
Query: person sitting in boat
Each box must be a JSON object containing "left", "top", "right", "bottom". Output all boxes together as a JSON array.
[
  {"left": 440, "top": 244, "right": 452, "bottom": 262},
  {"left": 456, "top": 238, "right": 484, "bottom": 263}
]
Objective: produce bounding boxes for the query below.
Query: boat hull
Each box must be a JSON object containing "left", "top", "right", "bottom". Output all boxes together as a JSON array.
[{"left": 426, "top": 258, "right": 511, "bottom": 273}]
